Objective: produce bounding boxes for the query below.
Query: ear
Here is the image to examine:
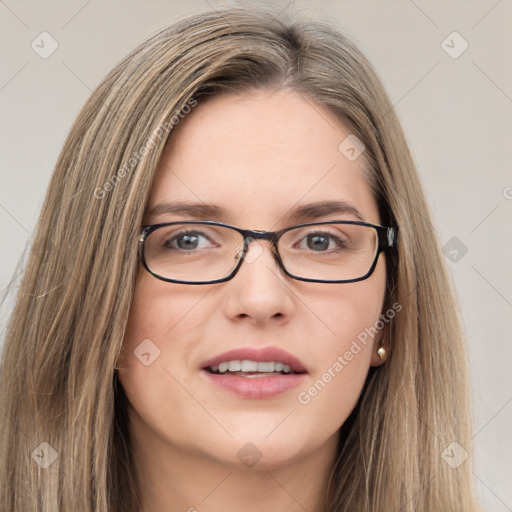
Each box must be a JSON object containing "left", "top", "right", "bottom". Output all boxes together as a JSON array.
[{"left": 369, "top": 319, "right": 391, "bottom": 367}]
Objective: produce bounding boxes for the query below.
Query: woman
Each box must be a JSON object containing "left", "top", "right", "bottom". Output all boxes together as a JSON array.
[{"left": 0, "top": 5, "right": 480, "bottom": 511}]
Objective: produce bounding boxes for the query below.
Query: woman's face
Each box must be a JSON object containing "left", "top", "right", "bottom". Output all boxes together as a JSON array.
[{"left": 119, "top": 88, "right": 388, "bottom": 471}]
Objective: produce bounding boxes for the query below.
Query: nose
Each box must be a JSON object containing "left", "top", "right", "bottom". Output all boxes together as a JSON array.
[{"left": 222, "top": 237, "right": 295, "bottom": 324}]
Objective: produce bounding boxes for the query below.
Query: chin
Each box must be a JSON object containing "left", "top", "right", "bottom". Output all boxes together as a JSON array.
[{"left": 201, "top": 431, "right": 318, "bottom": 471}]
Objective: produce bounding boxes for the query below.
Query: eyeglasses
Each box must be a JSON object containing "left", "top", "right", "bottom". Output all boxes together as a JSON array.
[{"left": 138, "top": 220, "right": 398, "bottom": 285}]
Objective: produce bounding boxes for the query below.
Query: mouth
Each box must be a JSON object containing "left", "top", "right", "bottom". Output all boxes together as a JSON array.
[
  {"left": 204, "top": 359, "right": 302, "bottom": 377},
  {"left": 201, "top": 346, "right": 307, "bottom": 376},
  {"left": 200, "top": 346, "right": 308, "bottom": 398}
]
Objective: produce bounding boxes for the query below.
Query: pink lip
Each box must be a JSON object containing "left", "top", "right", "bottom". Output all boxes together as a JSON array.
[
  {"left": 199, "top": 346, "right": 308, "bottom": 400},
  {"left": 200, "top": 346, "right": 308, "bottom": 374},
  {"left": 201, "top": 371, "right": 307, "bottom": 399}
]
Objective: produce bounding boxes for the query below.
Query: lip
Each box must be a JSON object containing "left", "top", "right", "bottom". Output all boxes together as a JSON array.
[
  {"left": 200, "top": 371, "right": 307, "bottom": 399},
  {"left": 200, "top": 346, "right": 308, "bottom": 399},
  {"left": 200, "top": 346, "right": 308, "bottom": 374}
]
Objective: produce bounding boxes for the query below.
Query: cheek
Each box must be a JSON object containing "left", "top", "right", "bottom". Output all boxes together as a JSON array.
[
  {"left": 116, "top": 272, "right": 212, "bottom": 432},
  {"left": 117, "top": 274, "right": 181, "bottom": 404},
  {"left": 297, "top": 333, "right": 372, "bottom": 415},
  {"left": 296, "top": 266, "right": 386, "bottom": 413},
  {"left": 308, "top": 266, "right": 386, "bottom": 356},
  {"left": 121, "top": 269, "right": 207, "bottom": 354}
]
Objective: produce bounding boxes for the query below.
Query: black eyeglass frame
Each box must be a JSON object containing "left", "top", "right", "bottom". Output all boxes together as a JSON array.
[{"left": 138, "top": 220, "right": 398, "bottom": 285}]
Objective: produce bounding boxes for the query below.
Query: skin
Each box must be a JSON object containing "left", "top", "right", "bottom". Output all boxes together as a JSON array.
[{"left": 118, "top": 88, "right": 389, "bottom": 512}]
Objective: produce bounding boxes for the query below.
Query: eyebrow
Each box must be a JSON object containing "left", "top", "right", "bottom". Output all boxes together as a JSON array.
[{"left": 146, "top": 199, "right": 366, "bottom": 224}]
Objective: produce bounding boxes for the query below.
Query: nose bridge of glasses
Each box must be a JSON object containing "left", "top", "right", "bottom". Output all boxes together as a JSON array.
[{"left": 239, "top": 229, "right": 279, "bottom": 262}]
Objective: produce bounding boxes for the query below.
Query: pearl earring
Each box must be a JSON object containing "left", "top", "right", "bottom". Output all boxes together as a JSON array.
[{"left": 377, "top": 347, "right": 387, "bottom": 362}]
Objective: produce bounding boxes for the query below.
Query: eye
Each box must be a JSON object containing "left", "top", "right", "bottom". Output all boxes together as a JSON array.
[
  {"left": 295, "top": 230, "right": 348, "bottom": 252},
  {"left": 164, "top": 230, "right": 215, "bottom": 251}
]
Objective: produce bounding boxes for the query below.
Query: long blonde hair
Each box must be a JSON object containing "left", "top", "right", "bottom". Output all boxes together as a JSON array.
[{"left": 0, "top": 6, "right": 479, "bottom": 511}]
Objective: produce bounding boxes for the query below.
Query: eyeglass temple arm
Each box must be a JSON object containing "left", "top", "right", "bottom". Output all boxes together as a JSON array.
[{"left": 379, "top": 226, "right": 398, "bottom": 251}]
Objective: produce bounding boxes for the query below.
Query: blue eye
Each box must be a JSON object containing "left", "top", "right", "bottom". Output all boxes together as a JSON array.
[
  {"left": 295, "top": 231, "right": 348, "bottom": 252},
  {"left": 164, "top": 231, "right": 213, "bottom": 251}
]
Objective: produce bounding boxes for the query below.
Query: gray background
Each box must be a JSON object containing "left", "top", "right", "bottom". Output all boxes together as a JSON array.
[{"left": 0, "top": 1, "right": 511, "bottom": 510}]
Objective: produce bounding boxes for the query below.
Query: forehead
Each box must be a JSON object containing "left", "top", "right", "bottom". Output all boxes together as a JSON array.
[{"left": 146, "top": 89, "right": 379, "bottom": 227}]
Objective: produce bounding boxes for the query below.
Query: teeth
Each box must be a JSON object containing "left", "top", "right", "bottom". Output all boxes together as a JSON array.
[
  {"left": 257, "top": 361, "right": 274, "bottom": 372},
  {"left": 228, "top": 360, "right": 242, "bottom": 371},
  {"left": 238, "top": 372, "right": 283, "bottom": 378},
  {"left": 208, "top": 360, "right": 296, "bottom": 374},
  {"left": 241, "top": 360, "right": 258, "bottom": 372}
]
